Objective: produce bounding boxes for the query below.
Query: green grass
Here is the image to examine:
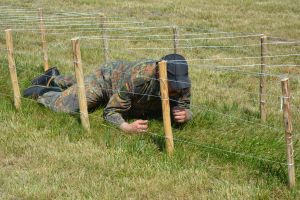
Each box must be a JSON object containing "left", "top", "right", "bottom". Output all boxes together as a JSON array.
[{"left": 0, "top": 0, "right": 300, "bottom": 199}]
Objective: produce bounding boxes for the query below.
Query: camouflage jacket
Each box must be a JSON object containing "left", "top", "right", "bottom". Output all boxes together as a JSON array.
[{"left": 100, "top": 59, "right": 192, "bottom": 127}]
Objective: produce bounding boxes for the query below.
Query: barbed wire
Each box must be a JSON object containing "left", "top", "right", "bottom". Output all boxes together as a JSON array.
[
  {"left": 52, "top": 30, "right": 266, "bottom": 36},
  {"left": 191, "top": 88, "right": 283, "bottom": 108},
  {"left": 4, "top": 30, "right": 298, "bottom": 47},
  {"left": 0, "top": 7, "right": 298, "bottom": 169},
  {"left": 2, "top": 43, "right": 298, "bottom": 79},
  {"left": 0, "top": 55, "right": 285, "bottom": 96},
  {"left": 0, "top": 18, "right": 141, "bottom": 24},
  {"left": 1, "top": 25, "right": 298, "bottom": 54},
  {"left": 2, "top": 30, "right": 299, "bottom": 60},
  {"left": 7, "top": 61, "right": 288, "bottom": 103},
  {"left": 131, "top": 44, "right": 260, "bottom": 50},
  {"left": 0, "top": 10, "right": 38, "bottom": 13},
  {"left": 0, "top": 9, "right": 298, "bottom": 132},
  {"left": 0, "top": 12, "right": 126, "bottom": 19},
  {"left": 8, "top": 21, "right": 143, "bottom": 26},
  {"left": 190, "top": 65, "right": 284, "bottom": 78},
  {"left": 6, "top": 45, "right": 299, "bottom": 65},
  {"left": 7, "top": 52, "right": 298, "bottom": 82},
  {"left": 147, "top": 54, "right": 300, "bottom": 62},
  {"left": 10, "top": 58, "right": 290, "bottom": 81},
  {"left": 0, "top": 8, "right": 298, "bottom": 45},
  {"left": 99, "top": 106, "right": 297, "bottom": 164},
  {"left": 79, "top": 34, "right": 263, "bottom": 41},
  {"left": 9, "top": 27, "right": 299, "bottom": 46},
  {"left": 0, "top": 21, "right": 265, "bottom": 38},
  {"left": 0, "top": 22, "right": 144, "bottom": 27},
  {"left": 191, "top": 85, "right": 281, "bottom": 100},
  {"left": 0, "top": 11, "right": 122, "bottom": 16},
  {"left": 0, "top": 13, "right": 261, "bottom": 37},
  {"left": 0, "top": 69, "right": 270, "bottom": 111},
  {"left": 267, "top": 64, "right": 300, "bottom": 67},
  {"left": 268, "top": 36, "right": 300, "bottom": 42},
  {"left": 43, "top": 20, "right": 142, "bottom": 25},
  {"left": 190, "top": 64, "right": 296, "bottom": 79},
  {"left": 8, "top": 40, "right": 300, "bottom": 61},
  {"left": 79, "top": 32, "right": 262, "bottom": 38},
  {"left": 0, "top": 90, "right": 291, "bottom": 166},
  {"left": 0, "top": 15, "right": 133, "bottom": 20},
  {"left": 189, "top": 103, "right": 284, "bottom": 133},
  {"left": 265, "top": 41, "right": 300, "bottom": 45},
  {"left": 0, "top": 16, "right": 126, "bottom": 23},
  {"left": 0, "top": 62, "right": 294, "bottom": 108},
  {"left": 1, "top": 29, "right": 254, "bottom": 36},
  {"left": 127, "top": 41, "right": 300, "bottom": 50},
  {"left": 11, "top": 25, "right": 174, "bottom": 32},
  {"left": 0, "top": 64, "right": 288, "bottom": 134},
  {"left": 148, "top": 131, "right": 288, "bottom": 165},
  {"left": 192, "top": 83, "right": 282, "bottom": 103}
]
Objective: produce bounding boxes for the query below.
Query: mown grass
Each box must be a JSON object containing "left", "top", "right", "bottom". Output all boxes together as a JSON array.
[{"left": 0, "top": 0, "right": 300, "bottom": 199}]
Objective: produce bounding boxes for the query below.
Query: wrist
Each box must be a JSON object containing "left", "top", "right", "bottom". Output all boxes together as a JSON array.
[
  {"left": 186, "top": 109, "right": 192, "bottom": 121},
  {"left": 120, "top": 122, "right": 131, "bottom": 132}
]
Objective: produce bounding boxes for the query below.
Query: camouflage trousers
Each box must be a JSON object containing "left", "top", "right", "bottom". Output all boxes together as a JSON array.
[{"left": 37, "top": 68, "right": 106, "bottom": 114}]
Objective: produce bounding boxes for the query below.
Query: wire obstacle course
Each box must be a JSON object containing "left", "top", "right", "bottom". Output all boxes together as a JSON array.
[{"left": 0, "top": 7, "right": 299, "bottom": 188}]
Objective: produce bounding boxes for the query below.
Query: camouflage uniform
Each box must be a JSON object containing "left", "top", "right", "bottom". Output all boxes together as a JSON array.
[{"left": 37, "top": 59, "right": 191, "bottom": 127}]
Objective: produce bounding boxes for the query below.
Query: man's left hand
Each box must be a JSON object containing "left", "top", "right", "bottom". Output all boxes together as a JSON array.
[{"left": 172, "top": 107, "right": 189, "bottom": 123}]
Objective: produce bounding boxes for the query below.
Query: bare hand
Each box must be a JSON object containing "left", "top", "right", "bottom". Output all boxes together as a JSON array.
[
  {"left": 172, "top": 107, "right": 188, "bottom": 123},
  {"left": 120, "top": 120, "right": 148, "bottom": 133}
]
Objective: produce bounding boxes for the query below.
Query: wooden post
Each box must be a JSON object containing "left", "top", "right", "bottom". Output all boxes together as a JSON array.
[
  {"left": 71, "top": 38, "right": 90, "bottom": 132},
  {"left": 281, "top": 77, "right": 296, "bottom": 189},
  {"left": 100, "top": 14, "right": 109, "bottom": 63},
  {"left": 38, "top": 8, "right": 49, "bottom": 71},
  {"left": 173, "top": 26, "right": 179, "bottom": 54},
  {"left": 259, "top": 35, "right": 267, "bottom": 122},
  {"left": 158, "top": 61, "right": 174, "bottom": 156},
  {"left": 5, "top": 29, "right": 21, "bottom": 110}
]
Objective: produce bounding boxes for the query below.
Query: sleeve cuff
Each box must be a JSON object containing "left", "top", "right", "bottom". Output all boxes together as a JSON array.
[{"left": 104, "top": 113, "right": 126, "bottom": 127}]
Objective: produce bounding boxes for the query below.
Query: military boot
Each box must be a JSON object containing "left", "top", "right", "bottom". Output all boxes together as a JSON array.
[
  {"left": 31, "top": 67, "right": 60, "bottom": 86},
  {"left": 23, "top": 85, "right": 62, "bottom": 99}
]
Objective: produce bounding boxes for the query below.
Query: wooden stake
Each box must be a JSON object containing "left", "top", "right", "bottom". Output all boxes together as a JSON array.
[
  {"left": 71, "top": 38, "right": 90, "bottom": 132},
  {"left": 173, "top": 26, "right": 179, "bottom": 54},
  {"left": 5, "top": 29, "right": 21, "bottom": 110},
  {"left": 158, "top": 61, "right": 174, "bottom": 156},
  {"left": 100, "top": 14, "right": 109, "bottom": 63},
  {"left": 281, "top": 77, "right": 296, "bottom": 189},
  {"left": 38, "top": 8, "right": 49, "bottom": 71},
  {"left": 259, "top": 35, "right": 267, "bottom": 122}
]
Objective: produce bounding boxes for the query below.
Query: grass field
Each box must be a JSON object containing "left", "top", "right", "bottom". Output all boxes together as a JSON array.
[{"left": 0, "top": 0, "right": 300, "bottom": 199}]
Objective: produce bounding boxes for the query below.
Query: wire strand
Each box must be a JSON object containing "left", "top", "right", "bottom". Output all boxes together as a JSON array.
[
  {"left": 8, "top": 62, "right": 287, "bottom": 102},
  {"left": 0, "top": 91, "right": 290, "bottom": 166},
  {"left": 1, "top": 65, "right": 285, "bottom": 133},
  {"left": 0, "top": 22, "right": 144, "bottom": 27},
  {"left": 79, "top": 34, "right": 263, "bottom": 41},
  {"left": 147, "top": 131, "right": 288, "bottom": 165},
  {"left": 11, "top": 25, "right": 174, "bottom": 32},
  {"left": 128, "top": 44, "right": 261, "bottom": 50}
]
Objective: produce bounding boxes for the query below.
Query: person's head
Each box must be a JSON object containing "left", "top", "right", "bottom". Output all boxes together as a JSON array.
[{"left": 160, "top": 54, "right": 191, "bottom": 98}]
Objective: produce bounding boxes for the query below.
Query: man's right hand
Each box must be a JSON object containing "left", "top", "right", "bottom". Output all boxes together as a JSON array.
[{"left": 120, "top": 120, "right": 148, "bottom": 133}]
